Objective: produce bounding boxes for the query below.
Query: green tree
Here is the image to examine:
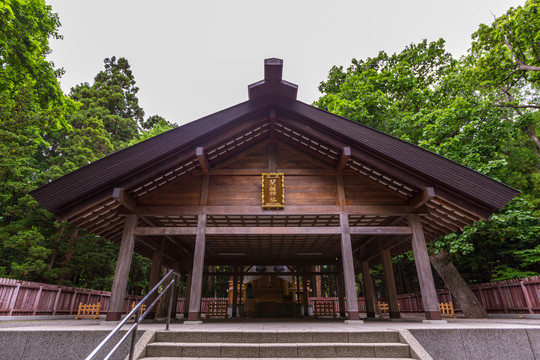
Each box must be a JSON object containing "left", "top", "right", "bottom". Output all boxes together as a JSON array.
[
  {"left": 471, "top": 0, "right": 540, "bottom": 154},
  {"left": 316, "top": 37, "right": 539, "bottom": 317}
]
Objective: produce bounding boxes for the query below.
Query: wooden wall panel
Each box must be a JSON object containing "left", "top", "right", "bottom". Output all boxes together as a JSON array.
[
  {"left": 225, "top": 149, "right": 268, "bottom": 169},
  {"left": 344, "top": 175, "right": 407, "bottom": 205},
  {"left": 276, "top": 144, "right": 323, "bottom": 169},
  {"left": 285, "top": 175, "right": 337, "bottom": 206},
  {"left": 138, "top": 175, "right": 202, "bottom": 206},
  {"left": 208, "top": 176, "right": 261, "bottom": 206}
]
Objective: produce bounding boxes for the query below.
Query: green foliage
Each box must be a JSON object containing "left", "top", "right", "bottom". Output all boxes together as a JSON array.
[
  {"left": 317, "top": 32, "right": 540, "bottom": 283},
  {"left": 471, "top": 0, "right": 540, "bottom": 107},
  {"left": 0, "top": 2, "right": 173, "bottom": 291}
]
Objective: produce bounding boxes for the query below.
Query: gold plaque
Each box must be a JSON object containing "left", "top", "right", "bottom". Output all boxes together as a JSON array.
[{"left": 262, "top": 173, "right": 284, "bottom": 209}]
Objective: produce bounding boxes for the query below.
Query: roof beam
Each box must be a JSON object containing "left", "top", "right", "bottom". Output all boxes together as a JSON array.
[
  {"left": 336, "top": 147, "right": 351, "bottom": 173},
  {"left": 112, "top": 188, "right": 137, "bottom": 211},
  {"left": 196, "top": 147, "right": 209, "bottom": 174},
  {"left": 120, "top": 205, "right": 416, "bottom": 217},
  {"left": 133, "top": 225, "right": 412, "bottom": 236},
  {"left": 409, "top": 187, "right": 435, "bottom": 211}
]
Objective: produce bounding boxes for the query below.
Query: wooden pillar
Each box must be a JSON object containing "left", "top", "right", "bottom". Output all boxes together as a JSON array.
[
  {"left": 171, "top": 261, "right": 181, "bottom": 319},
  {"left": 302, "top": 266, "right": 309, "bottom": 317},
  {"left": 146, "top": 241, "right": 164, "bottom": 319},
  {"left": 361, "top": 261, "right": 377, "bottom": 318},
  {"left": 106, "top": 214, "right": 138, "bottom": 321},
  {"left": 380, "top": 248, "right": 401, "bottom": 319},
  {"left": 187, "top": 213, "right": 207, "bottom": 321},
  {"left": 232, "top": 266, "right": 238, "bottom": 317},
  {"left": 315, "top": 265, "right": 322, "bottom": 298},
  {"left": 183, "top": 270, "right": 192, "bottom": 317},
  {"left": 336, "top": 265, "right": 346, "bottom": 317},
  {"left": 339, "top": 213, "right": 360, "bottom": 320},
  {"left": 408, "top": 214, "right": 442, "bottom": 320}
]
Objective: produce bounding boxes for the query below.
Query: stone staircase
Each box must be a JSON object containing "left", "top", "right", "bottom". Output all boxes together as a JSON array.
[{"left": 140, "top": 329, "right": 419, "bottom": 359}]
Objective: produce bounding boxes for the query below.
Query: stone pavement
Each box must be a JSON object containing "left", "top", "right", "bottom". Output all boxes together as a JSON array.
[{"left": 1, "top": 316, "right": 539, "bottom": 360}]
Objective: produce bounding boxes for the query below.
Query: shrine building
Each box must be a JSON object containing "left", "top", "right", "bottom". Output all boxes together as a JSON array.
[{"left": 30, "top": 58, "right": 518, "bottom": 322}]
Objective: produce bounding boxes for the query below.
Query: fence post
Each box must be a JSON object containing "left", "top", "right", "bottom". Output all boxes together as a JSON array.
[
  {"left": 520, "top": 281, "right": 534, "bottom": 314},
  {"left": 8, "top": 283, "right": 21, "bottom": 316},
  {"left": 32, "top": 286, "right": 43, "bottom": 315},
  {"left": 496, "top": 284, "right": 508, "bottom": 314},
  {"left": 52, "top": 288, "right": 62, "bottom": 315},
  {"left": 69, "top": 291, "right": 78, "bottom": 315}
]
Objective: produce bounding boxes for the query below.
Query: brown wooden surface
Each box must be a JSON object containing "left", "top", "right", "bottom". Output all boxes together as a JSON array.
[
  {"left": 381, "top": 248, "right": 401, "bottom": 319},
  {"left": 106, "top": 214, "right": 138, "bottom": 321},
  {"left": 339, "top": 213, "right": 360, "bottom": 320},
  {"left": 409, "top": 214, "right": 442, "bottom": 320},
  {"left": 188, "top": 214, "right": 207, "bottom": 321}
]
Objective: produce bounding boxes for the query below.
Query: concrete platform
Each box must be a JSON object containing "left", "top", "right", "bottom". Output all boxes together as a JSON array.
[{"left": 0, "top": 316, "right": 539, "bottom": 360}]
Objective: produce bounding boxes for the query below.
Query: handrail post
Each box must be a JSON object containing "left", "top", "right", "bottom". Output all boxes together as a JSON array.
[
  {"left": 128, "top": 310, "right": 139, "bottom": 360},
  {"left": 166, "top": 275, "right": 176, "bottom": 331}
]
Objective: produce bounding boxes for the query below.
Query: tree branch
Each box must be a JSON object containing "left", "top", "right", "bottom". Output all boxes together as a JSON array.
[
  {"left": 496, "top": 103, "right": 540, "bottom": 109},
  {"left": 504, "top": 39, "right": 540, "bottom": 71}
]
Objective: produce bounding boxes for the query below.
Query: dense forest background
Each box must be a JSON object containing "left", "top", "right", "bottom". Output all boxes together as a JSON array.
[{"left": 0, "top": 0, "right": 538, "bottom": 298}]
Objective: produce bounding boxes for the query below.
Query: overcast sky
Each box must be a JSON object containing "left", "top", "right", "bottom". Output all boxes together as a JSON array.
[{"left": 46, "top": 0, "right": 524, "bottom": 126}]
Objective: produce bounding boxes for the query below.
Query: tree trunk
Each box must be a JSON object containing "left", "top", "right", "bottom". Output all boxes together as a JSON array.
[{"left": 430, "top": 250, "right": 488, "bottom": 318}]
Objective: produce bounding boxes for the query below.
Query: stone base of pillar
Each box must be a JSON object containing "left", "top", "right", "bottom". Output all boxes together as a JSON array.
[
  {"left": 366, "top": 311, "right": 376, "bottom": 318},
  {"left": 187, "top": 312, "right": 199, "bottom": 321},
  {"left": 389, "top": 311, "right": 401, "bottom": 319},
  {"left": 425, "top": 311, "right": 442, "bottom": 320},
  {"left": 422, "top": 319, "right": 448, "bottom": 324},
  {"left": 345, "top": 320, "right": 364, "bottom": 325},
  {"left": 347, "top": 311, "right": 360, "bottom": 320},
  {"left": 105, "top": 312, "right": 122, "bottom": 321},
  {"left": 184, "top": 320, "right": 203, "bottom": 325}
]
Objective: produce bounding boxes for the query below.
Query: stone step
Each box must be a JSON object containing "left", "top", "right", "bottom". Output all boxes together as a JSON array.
[
  {"left": 141, "top": 357, "right": 416, "bottom": 360},
  {"left": 154, "top": 331, "right": 401, "bottom": 344},
  {"left": 145, "top": 342, "right": 411, "bottom": 358}
]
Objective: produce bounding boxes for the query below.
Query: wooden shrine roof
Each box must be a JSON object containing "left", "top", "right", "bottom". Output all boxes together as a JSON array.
[{"left": 30, "top": 58, "right": 519, "bottom": 268}]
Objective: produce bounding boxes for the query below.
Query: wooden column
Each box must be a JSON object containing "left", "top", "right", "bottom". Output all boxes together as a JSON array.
[
  {"left": 146, "top": 241, "right": 164, "bottom": 319},
  {"left": 171, "top": 261, "right": 181, "bottom": 319},
  {"left": 361, "top": 261, "right": 377, "bottom": 318},
  {"left": 183, "top": 270, "right": 192, "bottom": 317},
  {"left": 336, "top": 265, "right": 346, "bottom": 317},
  {"left": 315, "top": 265, "right": 322, "bottom": 297},
  {"left": 302, "top": 266, "right": 309, "bottom": 317},
  {"left": 380, "top": 248, "right": 401, "bottom": 319},
  {"left": 232, "top": 266, "right": 239, "bottom": 317},
  {"left": 106, "top": 214, "right": 138, "bottom": 321},
  {"left": 408, "top": 214, "right": 442, "bottom": 320},
  {"left": 187, "top": 213, "right": 207, "bottom": 321},
  {"left": 339, "top": 213, "right": 360, "bottom": 320}
]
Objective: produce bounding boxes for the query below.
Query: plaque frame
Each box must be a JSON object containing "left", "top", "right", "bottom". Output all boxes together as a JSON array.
[{"left": 261, "top": 173, "right": 285, "bottom": 209}]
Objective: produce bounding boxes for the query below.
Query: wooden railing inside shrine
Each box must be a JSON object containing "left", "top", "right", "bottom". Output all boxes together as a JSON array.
[{"left": 1, "top": 275, "right": 539, "bottom": 317}]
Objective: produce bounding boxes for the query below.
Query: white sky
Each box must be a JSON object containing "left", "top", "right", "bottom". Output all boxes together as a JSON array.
[{"left": 46, "top": 0, "right": 524, "bottom": 126}]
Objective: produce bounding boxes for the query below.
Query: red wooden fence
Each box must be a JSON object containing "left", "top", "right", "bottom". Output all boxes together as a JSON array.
[
  {"left": 395, "top": 276, "right": 540, "bottom": 314},
  {"left": 2, "top": 275, "right": 539, "bottom": 317},
  {"left": 0, "top": 278, "right": 142, "bottom": 316}
]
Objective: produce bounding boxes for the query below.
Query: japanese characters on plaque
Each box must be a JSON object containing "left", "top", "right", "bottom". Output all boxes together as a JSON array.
[{"left": 261, "top": 173, "right": 284, "bottom": 209}]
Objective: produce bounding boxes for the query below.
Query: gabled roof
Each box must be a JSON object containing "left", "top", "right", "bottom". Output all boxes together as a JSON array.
[
  {"left": 30, "top": 58, "right": 518, "bottom": 265},
  {"left": 31, "top": 58, "right": 517, "bottom": 215}
]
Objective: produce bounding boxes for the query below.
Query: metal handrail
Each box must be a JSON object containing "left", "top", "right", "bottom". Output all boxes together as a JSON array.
[{"left": 85, "top": 269, "right": 180, "bottom": 360}]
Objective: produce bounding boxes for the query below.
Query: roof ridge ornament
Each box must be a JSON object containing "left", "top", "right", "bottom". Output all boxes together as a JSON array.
[{"left": 248, "top": 58, "right": 298, "bottom": 100}]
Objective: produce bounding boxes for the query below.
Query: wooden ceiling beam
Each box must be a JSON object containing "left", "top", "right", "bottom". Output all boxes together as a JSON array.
[
  {"left": 120, "top": 205, "right": 416, "bottom": 217},
  {"left": 196, "top": 147, "right": 209, "bottom": 174},
  {"left": 133, "top": 225, "right": 412, "bottom": 236},
  {"left": 409, "top": 187, "right": 435, "bottom": 211},
  {"left": 336, "top": 147, "right": 351, "bottom": 173}
]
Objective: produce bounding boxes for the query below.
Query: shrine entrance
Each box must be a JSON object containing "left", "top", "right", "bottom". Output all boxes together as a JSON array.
[
  {"left": 30, "top": 58, "right": 518, "bottom": 323},
  {"left": 226, "top": 266, "right": 312, "bottom": 318}
]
